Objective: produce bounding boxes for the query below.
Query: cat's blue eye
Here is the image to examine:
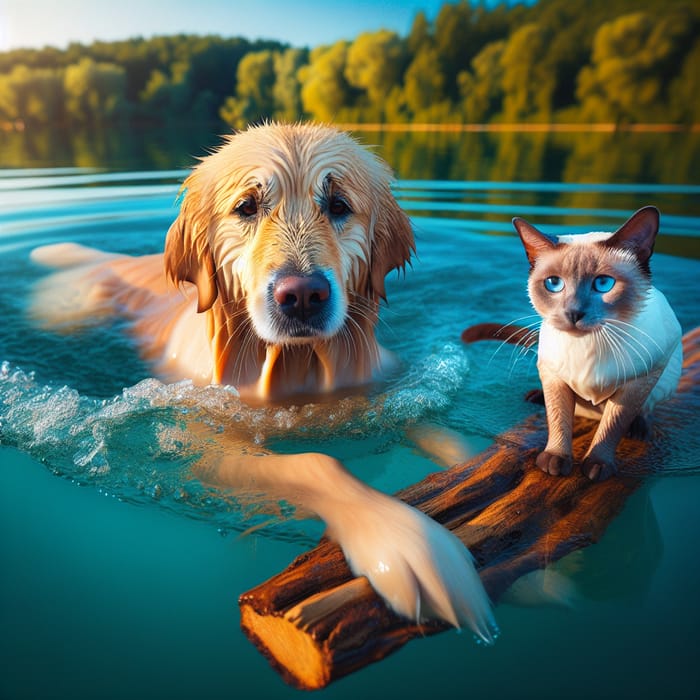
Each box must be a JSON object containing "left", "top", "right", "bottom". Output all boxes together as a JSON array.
[
  {"left": 544, "top": 276, "right": 564, "bottom": 293},
  {"left": 593, "top": 275, "right": 615, "bottom": 293}
]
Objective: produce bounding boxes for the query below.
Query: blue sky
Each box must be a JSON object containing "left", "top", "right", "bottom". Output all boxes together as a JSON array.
[{"left": 1, "top": 0, "right": 464, "bottom": 52}]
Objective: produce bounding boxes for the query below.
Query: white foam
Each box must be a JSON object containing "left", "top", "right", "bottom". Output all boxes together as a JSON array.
[{"left": 0, "top": 345, "right": 472, "bottom": 540}]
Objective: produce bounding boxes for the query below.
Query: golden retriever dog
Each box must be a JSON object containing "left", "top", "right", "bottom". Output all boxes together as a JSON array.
[{"left": 30, "top": 123, "right": 496, "bottom": 642}]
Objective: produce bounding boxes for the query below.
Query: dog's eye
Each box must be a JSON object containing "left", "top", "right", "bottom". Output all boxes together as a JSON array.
[
  {"left": 327, "top": 195, "right": 351, "bottom": 219},
  {"left": 235, "top": 196, "right": 258, "bottom": 218}
]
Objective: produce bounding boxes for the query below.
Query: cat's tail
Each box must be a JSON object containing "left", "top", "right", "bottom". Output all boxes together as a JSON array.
[{"left": 461, "top": 322, "right": 538, "bottom": 348}]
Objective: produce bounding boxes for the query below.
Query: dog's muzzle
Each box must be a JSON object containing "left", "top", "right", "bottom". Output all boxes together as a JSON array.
[{"left": 268, "top": 270, "right": 337, "bottom": 338}]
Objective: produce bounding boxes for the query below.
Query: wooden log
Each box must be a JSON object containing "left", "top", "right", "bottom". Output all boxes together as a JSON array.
[{"left": 239, "top": 327, "right": 700, "bottom": 691}]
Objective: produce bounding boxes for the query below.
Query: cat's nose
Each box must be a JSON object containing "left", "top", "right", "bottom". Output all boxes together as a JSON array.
[{"left": 567, "top": 309, "right": 585, "bottom": 325}]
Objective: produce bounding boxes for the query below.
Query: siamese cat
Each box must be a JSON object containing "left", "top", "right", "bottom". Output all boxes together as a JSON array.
[{"left": 513, "top": 206, "right": 682, "bottom": 481}]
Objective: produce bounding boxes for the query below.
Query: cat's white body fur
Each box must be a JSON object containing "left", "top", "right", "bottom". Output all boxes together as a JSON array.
[
  {"left": 514, "top": 208, "right": 682, "bottom": 480},
  {"left": 538, "top": 231, "right": 682, "bottom": 416}
]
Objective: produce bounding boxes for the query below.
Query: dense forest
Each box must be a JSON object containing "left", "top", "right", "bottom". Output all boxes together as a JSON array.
[{"left": 0, "top": 0, "right": 698, "bottom": 131}]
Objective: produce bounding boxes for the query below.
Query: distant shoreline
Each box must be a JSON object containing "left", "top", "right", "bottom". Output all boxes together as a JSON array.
[
  {"left": 336, "top": 123, "right": 699, "bottom": 133},
  {"left": 2, "top": 120, "right": 697, "bottom": 135}
]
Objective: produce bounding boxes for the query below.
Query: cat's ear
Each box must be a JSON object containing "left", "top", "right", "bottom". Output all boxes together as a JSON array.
[
  {"left": 513, "top": 217, "right": 557, "bottom": 268},
  {"left": 605, "top": 206, "right": 659, "bottom": 273}
]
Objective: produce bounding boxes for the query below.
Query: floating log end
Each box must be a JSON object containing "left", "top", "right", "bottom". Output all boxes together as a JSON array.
[
  {"left": 240, "top": 561, "right": 445, "bottom": 690},
  {"left": 240, "top": 597, "right": 331, "bottom": 690}
]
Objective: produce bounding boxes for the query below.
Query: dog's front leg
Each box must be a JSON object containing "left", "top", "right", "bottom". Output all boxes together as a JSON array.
[
  {"left": 196, "top": 448, "right": 497, "bottom": 643},
  {"left": 407, "top": 423, "right": 491, "bottom": 468}
]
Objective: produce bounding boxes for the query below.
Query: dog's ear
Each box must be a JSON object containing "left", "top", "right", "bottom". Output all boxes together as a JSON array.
[
  {"left": 369, "top": 184, "right": 415, "bottom": 301},
  {"left": 164, "top": 185, "right": 218, "bottom": 313}
]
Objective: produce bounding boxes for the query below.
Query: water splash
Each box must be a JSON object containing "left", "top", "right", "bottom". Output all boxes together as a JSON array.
[{"left": 0, "top": 344, "right": 472, "bottom": 541}]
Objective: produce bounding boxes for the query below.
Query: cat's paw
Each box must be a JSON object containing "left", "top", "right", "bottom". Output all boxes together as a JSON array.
[
  {"left": 536, "top": 451, "right": 572, "bottom": 476},
  {"left": 581, "top": 455, "right": 617, "bottom": 481},
  {"left": 325, "top": 492, "right": 498, "bottom": 644}
]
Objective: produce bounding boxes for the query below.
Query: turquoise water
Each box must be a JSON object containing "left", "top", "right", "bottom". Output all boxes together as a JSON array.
[{"left": 1, "top": 138, "right": 700, "bottom": 699}]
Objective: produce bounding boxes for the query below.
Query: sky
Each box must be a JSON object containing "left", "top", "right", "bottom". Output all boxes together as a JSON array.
[{"left": 0, "top": 0, "right": 460, "bottom": 52}]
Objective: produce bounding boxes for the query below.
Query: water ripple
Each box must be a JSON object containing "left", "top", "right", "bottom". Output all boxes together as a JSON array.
[{"left": 1, "top": 170, "right": 699, "bottom": 542}]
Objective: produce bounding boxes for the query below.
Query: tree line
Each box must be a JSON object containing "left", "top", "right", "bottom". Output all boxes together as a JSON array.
[{"left": 0, "top": 0, "right": 698, "bottom": 131}]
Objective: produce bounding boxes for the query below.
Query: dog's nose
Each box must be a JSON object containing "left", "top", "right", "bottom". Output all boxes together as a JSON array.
[{"left": 273, "top": 272, "right": 330, "bottom": 320}]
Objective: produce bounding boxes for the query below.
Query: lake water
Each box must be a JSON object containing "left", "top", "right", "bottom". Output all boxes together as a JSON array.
[{"left": 1, "top": 127, "right": 699, "bottom": 699}]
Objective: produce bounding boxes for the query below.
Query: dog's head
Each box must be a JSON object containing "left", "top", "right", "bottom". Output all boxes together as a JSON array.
[{"left": 164, "top": 123, "right": 414, "bottom": 346}]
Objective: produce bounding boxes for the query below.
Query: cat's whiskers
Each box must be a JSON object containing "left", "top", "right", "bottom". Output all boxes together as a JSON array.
[
  {"left": 596, "top": 325, "right": 631, "bottom": 390},
  {"left": 607, "top": 318, "right": 666, "bottom": 357},
  {"left": 493, "top": 315, "right": 540, "bottom": 354},
  {"left": 514, "top": 325, "right": 540, "bottom": 359},
  {"left": 505, "top": 332, "right": 540, "bottom": 380},
  {"left": 604, "top": 320, "right": 657, "bottom": 375},
  {"left": 484, "top": 315, "right": 541, "bottom": 376},
  {"left": 596, "top": 322, "right": 657, "bottom": 394}
]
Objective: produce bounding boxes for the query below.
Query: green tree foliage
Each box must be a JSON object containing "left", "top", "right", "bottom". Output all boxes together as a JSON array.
[
  {"left": 345, "top": 30, "right": 408, "bottom": 112},
  {"left": 0, "top": 34, "right": 284, "bottom": 128},
  {"left": 577, "top": 9, "right": 698, "bottom": 124},
  {"left": 140, "top": 62, "right": 191, "bottom": 116},
  {"left": 0, "top": 64, "right": 64, "bottom": 124},
  {"left": 219, "top": 46, "right": 309, "bottom": 127},
  {"left": 272, "top": 48, "right": 308, "bottom": 123},
  {"left": 402, "top": 47, "right": 448, "bottom": 117},
  {"left": 499, "top": 23, "right": 554, "bottom": 122},
  {"left": 299, "top": 41, "right": 356, "bottom": 123},
  {"left": 0, "top": 0, "right": 697, "bottom": 130},
  {"left": 433, "top": 1, "right": 475, "bottom": 99},
  {"left": 220, "top": 50, "right": 277, "bottom": 128},
  {"left": 669, "top": 41, "right": 700, "bottom": 124},
  {"left": 407, "top": 11, "right": 431, "bottom": 55},
  {"left": 459, "top": 39, "right": 505, "bottom": 123},
  {"left": 63, "top": 58, "right": 127, "bottom": 124}
]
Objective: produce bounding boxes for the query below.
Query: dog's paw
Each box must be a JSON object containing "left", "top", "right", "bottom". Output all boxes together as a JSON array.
[{"left": 325, "top": 492, "right": 498, "bottom": 644}]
